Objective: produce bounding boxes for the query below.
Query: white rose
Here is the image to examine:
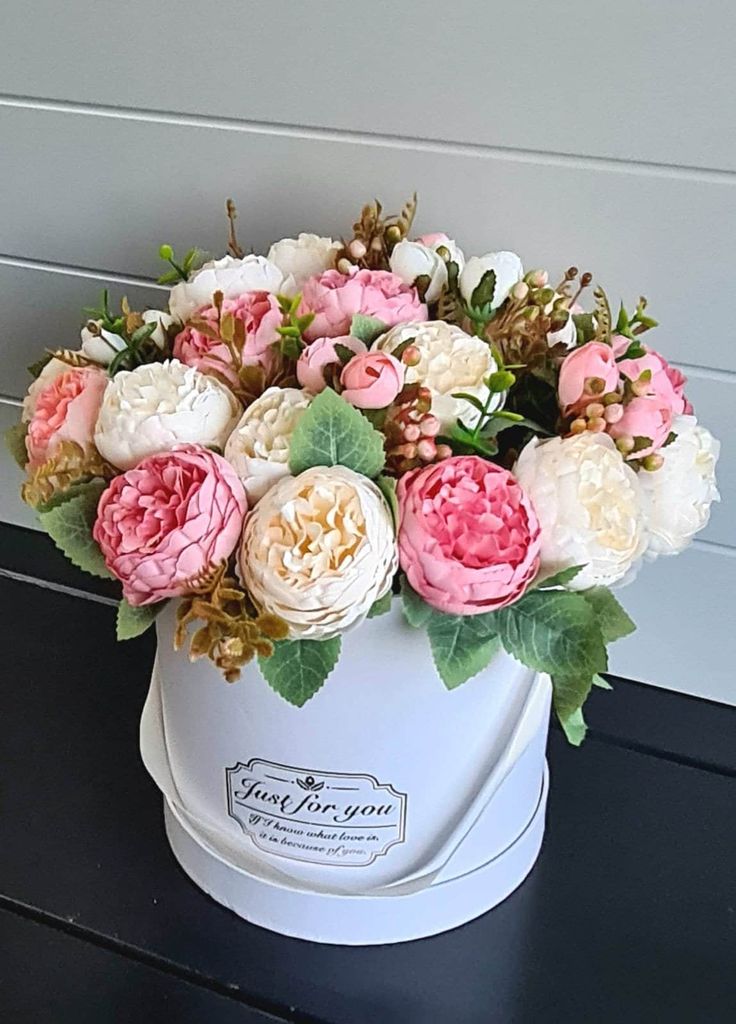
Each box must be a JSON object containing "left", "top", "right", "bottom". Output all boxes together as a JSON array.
[
  {"left": 239, "top": 465, "right": 398, "bottom": 640},
  {"left": 389, "top": 239, "right": 459, "bottom": 302},
  {"left": 267, "top": 233, "right": 340, "bottom": 294},
  {"left": 80, "top": 320, "right": 127, "bottom": 365},
  {"left": 374, "top": 320, "right": 503, "bottom": 430},
  {"left": 514, "top": 432, "right": 646, "bottom": 590},
  {"left": 459, "top": 251, "right": 524, "bottom": 309},
  {"left": 21, "top": 357, "right": 76, "bottom": 422},
  {"left": 224, "top": 386, "right": 311, "bottom": 504},
  {"left": 639, "top": 415, "right": 720, "bottom": 558},
  {"left": 168, "top": 255, "right": 286, "bottom": 322},
  {"left": 94, "top": 358, "right": 241, "bottom": 470}
]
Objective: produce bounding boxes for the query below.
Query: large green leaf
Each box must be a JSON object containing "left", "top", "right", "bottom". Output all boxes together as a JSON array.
[
  {"left": 288, "top": 387, "right": 386, "bottom": 478},
  {"left": 535, "top": 565, "right": 585, "bottom": 590},
  {"left": 581, "top": 587, "right": 636, "bottom": 644},
  {"left": 426, "top": 613, "right": 500, "bottom": 689},
  {"left": 37, "top": 479, "right": 112, "bottom": 579},
  {"left": 4, "top": 421, "right": 28, "bottom": 469},
  {"left": 376, "top": 474, "right": 399, "bottom": 530},
  {"left": 258, "top": 636, "right": 341, "bottom": 707},
  {"left": 350, "top": 314, "right": 388, "bottom": 345},
  {"left": 367, "top": 590, "right": 393, "bottom": 619},
  {"left": 117, "top": 599, "right": 165, "bottom": 641},
  {"left": 400, "top": 579, "right": 435, "bottom": 628}
]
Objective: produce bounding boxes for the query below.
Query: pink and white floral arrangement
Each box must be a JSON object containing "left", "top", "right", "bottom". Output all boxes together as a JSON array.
[{"left": 7, "top": 196, "right": 720, "bottom": 743}]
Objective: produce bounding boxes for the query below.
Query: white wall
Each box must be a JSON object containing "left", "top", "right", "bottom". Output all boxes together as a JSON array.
[{"left": 1, "top": 1, "right": 733, "bottom": 701}]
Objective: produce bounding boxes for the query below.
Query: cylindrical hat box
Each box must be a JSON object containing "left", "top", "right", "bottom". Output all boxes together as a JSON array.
[{"left": 141, "top": 603, "right": 551, "bottom": 944}]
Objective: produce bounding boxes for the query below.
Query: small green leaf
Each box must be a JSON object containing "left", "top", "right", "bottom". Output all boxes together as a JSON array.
[
  {"left": 572, "top": 312, "right": 596, "bottom": 345},
  {"left": 258, "top": 636, "right": 341, "bottom": 707},
  {"left": 581, "top": 588, "right": 636, "bottom": 644},
  {"left": 334, "top": 343, "right": 357, "bottom": 365},
  {"left": 451, "top": 392, "right": 488, "bottom": 416},
  {"left": 557, "top": 704, "right": 587, "bottom": 746},
  {"left": 288, "top": 387, "right": 386, "bottom": 478},
  {"left": 376, "top": 474, "right": 399, "bottom": 530},
  {"left": 350, "top": 314, "right": 388, "bottom": 345},
  {"left": 37, "top": 479, "right": 112, "bottom": 579},
  {"left": 27, "top": 353, "right": 53, "bottom": 379},
  {"left": 427, "top": 614, "right": 500, "bottom": 689},
  {"left": 592, "top": 673, "right": 613, "bottom": 690},
  {"left": 400, "top": 579, "right": 434, "bottom": 628},
  {"left": 536, "top": 565, "right": 586, "bottom": 589},
  {"left": 4, "top": 421, "right": 28, "bottom": 469},
  {"left": 117, "top": 599, "right": 165, "bottom": 641},
  {"left": 157, "top": 269, "right": 183, "bottom": 285},
  {"left": 367, "top": 590, "right": 393, "bottom": 619},
  {"left": 470, "top": 269, "right": 496, "bottom": 310}
]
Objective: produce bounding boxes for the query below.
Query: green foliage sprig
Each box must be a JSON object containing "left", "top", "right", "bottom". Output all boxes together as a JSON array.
[{"left": 157, "top": 243, "right": 203, "bottom": 284}]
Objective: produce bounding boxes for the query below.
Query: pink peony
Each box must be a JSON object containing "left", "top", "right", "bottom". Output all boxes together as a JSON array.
[
  {"left": 397, "top": 456, "right": 541, "bottom": 615},
  {"left": 340, "top": 351, "right": 404, "bottom": 409},
  {"left": 607, "top": 394, "right": 674, "bottom": 458},
  {"left": 296, "top": 335, "right": 367, "bottom": 393},
  {"left": 93, "top": 445, "right": 247, "bottom": 606},
  {"left": 614, "top": 337, "right": 691, "bottom": 416},
  {"left": 173, "top": 291, "right": 283, "bottom": 388},
  {"left": 299, "top": 268, "right": 427, "bottom": 341},
  {"left": 558, "top": 341, "right": 620, "bottom": 412},
  {"left": 25, "top": 366, "right": 108, "bottom": 468}
]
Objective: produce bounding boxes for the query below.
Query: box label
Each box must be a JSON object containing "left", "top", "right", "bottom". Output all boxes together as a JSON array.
[{"left": 225, "top": 758, "right": 407, "bottom": 867}]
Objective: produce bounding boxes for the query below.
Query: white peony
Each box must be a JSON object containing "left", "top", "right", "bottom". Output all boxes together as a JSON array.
[
  {"left": 94, "top": 358, "right": 241, "bottom": 470},
  {"left": 514, "top": 432, "right": 646, "bottom": 590},
  {"left": 239, "top": 465, "right": 398, "bottom": 640},
  {"left": 460, "top": 251, "right": 524, "bottom": 309},
  {"left": 267, "top": 233, "right": 340, "bottom": 294},
  {"left": 373, "top": 320, "right": 503, "bottom": 430},
  {"left": 22, "top": 357, "right": 75, "bottom": 422},
  {"left": 168, "top": 255, "right": 286, "bottom": 322},
  {"left": 224, "top": 386, "right": 311, "bottom": 505},
  {"left": 389, "top": 237, "right": 464, "bottom": 303},
  {"left": 639, "top": 415, "right": 720, "bottom": 558}
]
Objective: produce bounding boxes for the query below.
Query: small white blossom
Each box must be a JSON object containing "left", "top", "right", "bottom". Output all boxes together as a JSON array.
[
  {"left": 460, "top": 251, "right": 524, "bottom": 309},
  {"left": 389, "top": 238, "right": 463, "bottom": 303},
  {"left": 168, "top": 255, "right": 286, "bottom": 322}
]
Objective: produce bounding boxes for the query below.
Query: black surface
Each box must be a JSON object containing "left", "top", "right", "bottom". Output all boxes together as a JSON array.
[{"left": 1, "top": 572, "right": 735, "bottom": 1023}]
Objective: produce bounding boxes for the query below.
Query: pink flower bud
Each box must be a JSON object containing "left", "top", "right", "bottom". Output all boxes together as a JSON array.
[
  {"left": 417, "top": 439, "right": 437, "bottom": 461},
  {"left": 348, "top": 239, "right": 367, "bottom": 260},
  {"left": 435, "top": 444, "right": 453, "bottom": 460},
  {"left": 420, "top": 415, "right": 441, "bottom": 437},
  {"left": 604, "top": 403, "right": 624, "bottom": 424},
  {"left": 401, "top": 344, "right": 421, "bottom": 367},
  {"left": 404, "top": 423, "right": 421, "bottom": 442}
]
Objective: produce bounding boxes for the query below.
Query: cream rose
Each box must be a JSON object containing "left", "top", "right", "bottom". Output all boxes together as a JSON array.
[
  {"left": 239, "top": 466, "right": 398, "bottom": 639},
  {"left": 267, "top": 233, "right": 340, "bottom": 293},
  {"left": 94, "top": 358, "right": 240, "bottom": 470},
  {"left": 459, "top": 251, "right": 523, "bottom": 309},
  {"left": 639, "top": 415, "right": 720, "bottom": 557},
  {"left": 514, "top": 432, "right": 646, "bottom": 590},
  {"left": 373, "top": 320, "right": 503, "bottom": 430},
  {"left": 168, "top": 255, "right": 286, "bottom": 322},
  {"left": 224, "top": 386, "right": 311, "bottom": 504}
]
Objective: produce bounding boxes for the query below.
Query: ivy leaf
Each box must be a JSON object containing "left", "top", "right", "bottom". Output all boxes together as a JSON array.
[
  {"left": 400, "top": 579, "right": 434, "bottom": 628},
  {"left": 470, "top": 269, "right": 496, "bottom": 310},
  {"left": 289, "top": 387, "right": 385, "bottom": 478},
  {"left": 582, "top": 588, "right": 636, "bottom": 644},
  {"left": 426, "top": 613, "right": 500, "bottom": 689},
  {"left": 557, "top": 704, "right": 587, "bottom": 746},
  {"left": 367, "top": 590, "right": 393, "bottom": 619},
  {"left": 258, "top": 637, "right": 341, "bottom": 707},
  {"left": 535, "top": 565, "right": 586, "bottom": 589},
  {"left": 117, "top": 599, "right": 165, "bottom": 641},
  {"left": 350, "top": 314, "right": 388, "bottom": 345},
  {"left": 4, "top": 421, "right": 28, "bottom": 469},
  {"left": 376, "top": 474, "right": 399, "bottom": 530},
  {"left": 37, "top": 479, "right": 112, "bottom": 579}
]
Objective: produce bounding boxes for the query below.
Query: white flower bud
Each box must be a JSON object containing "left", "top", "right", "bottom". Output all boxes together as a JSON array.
[
  {"left": 266, "top": 233, "right": 341, "bottom": 295},
  {"left": 142, "top": 309, "right": 177, "bottom": 349},
  {"left": 459, "top": 251, "right": 523, "bottom": 309},
  {"left": 389, "top": 239, "right": 462, "bottom": 302},
  {"left": 80, "top": 320, "right": 127, "bottom": 365}
]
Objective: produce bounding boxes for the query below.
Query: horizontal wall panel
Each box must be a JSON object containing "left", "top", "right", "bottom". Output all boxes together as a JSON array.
[
  {"left": 1, "top": 107, "right": 735, "bottom": 374},
  {"left": 612, "top": 545, "right": 735, "bottom": 705},
  {"left": 0, "top": 262, "right": 166, "bottom": 399},
  {"left": 1, "top": 1, "right": 735, "bottom": 172}
]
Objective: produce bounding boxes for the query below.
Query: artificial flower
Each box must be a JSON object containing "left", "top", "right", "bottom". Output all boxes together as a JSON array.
[
  {"left": 296, "top": 335, "right": 367, "bottom": 393},
  {"left": 80, "top": 321, "right": 127, "bottom": 365},
  {"left": 168, "top": 254, "right": 286, "bottom": 322},
  {"left": 459, "top": 251, "right": 523, "bottom": 309},
  {"left": 614, "top": 337, "right": 691, "bottom": 416},
  {"left": 389, "top": 237, "right": 459, "bottom": 302},
  {"left": 514, "top": 432, "right": 646, "bottom": 589},
  {"left": 22, "top": 358, "right": 74, "bottom": 422},
  {"left": 267, "top": 233, "right": 341, "bottom": 292},
  {"left": 239, "top": 465, "right": 398, "bottom": 639},
  {"left": 94, "top": 445, "right": 247, "bottom": 606},
  {"left": 340, "top": 351, "right": 404, "bottom": 409},
  {"left": 25, "top": 365, "right": 108, "bottom": 468},
  {"left": 299, "top": 267, "right": 427, "bottom": 340},
  {"left": 558, "top": 341, "right": 620, "bottom": 412},
  {"left": 224, "top": 386, "right": 311, "bottom": 504},
  {"left": 94, "top": 358, "right": 240, "bottom": 471},
  {"left": 415, "top": 232, "right": 465, "bottom": 269},
  {"left": 397, "top": 456, "right": 541, "bottom": 614},
  {"left": 607, "top": 394, "right": 674, "bottom": 459}
]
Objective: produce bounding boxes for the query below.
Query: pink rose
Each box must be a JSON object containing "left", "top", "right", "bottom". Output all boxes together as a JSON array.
[
  {"left": 300, "top": 268, "right": 427, "bottom": 340},
  {"left": 614, "top": 338, "right": 691, "bottom": 416},
  {"left": 296, "top": 335, "right": 367, "bottom": 393},
  {"left": 93, "top": 445, "right": 247, "bottom": 606},
  {"left": 607, "top": 394, "right": 674, "bottom": 458},
  {"left": 25, "top": 366, "right": 108, "bottom": 468},
  {"left": 173, "top": 291, "right": 283, "bottom": 388},
  {"left": 558, "top": 342, "right": 620, "bottom": 412},
  {"left": 398, "top": 456, "right": 541, "bottom": 615},
  {"left": 340, "top": 351, "right": 404, "bottom": 410}
]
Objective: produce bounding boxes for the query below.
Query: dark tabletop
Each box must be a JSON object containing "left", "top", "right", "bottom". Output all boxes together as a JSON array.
[{"left": 1, "top": 524, "right": 735, "bottom": 1024}]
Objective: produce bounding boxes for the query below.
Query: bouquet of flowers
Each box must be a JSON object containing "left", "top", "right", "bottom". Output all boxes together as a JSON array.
[{"left": 7, "top": 195, "right": 720, "bottom": 744}]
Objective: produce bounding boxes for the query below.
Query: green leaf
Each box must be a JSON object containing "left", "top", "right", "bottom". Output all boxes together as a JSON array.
[
  {"left": 367, "top": 590, "right": 393, "bottom": 619},
  {"left": 288, "top": 387, "right": 386, "bottom": 478},
  {"left": 27, "top": 352, "right": 53, "bottom": 379},
  {"left": 572, "top": 312, "right": 597, "bottom": 345},
  {"left": 350, "top": 314, "right": 388, "bottom": 345},
  {"left": 593, "top": 673, "right": 613, "bottom": 690},
  {"left": 427, "top": 614, "right": 500, "bottom": 689},
  {"left": 37, "top": 479, "right": 112, "bottom": 579},
  {"left": 581, "top": 588, "right": 636, "bottom": 644},
  {"left": 376, "top": 474, "right": 399, "bottom": 530},
  {"left": 4, "top": 421, "right": 28, "bottom": 469},
  {"left": 451, "top": 392, "right": 488, "bottom": 416},
  {"left": 258, "top": 636, "right": 341, "bottom": 707},
  {"left": 400, "top": 579, "right": 435, "bottom": 628},
  {"left": 156, "top": 269, "right": 182, "bottom": 285},
  {"left": 117, "top": 599, "right": 165, "bottom": 640},
  {"left": 557, "top": 704, "right": 587, "bottom": 746},
  {"left": 535, "top": 565, "right": 586, "bottom": 589},
  {"left": 550, "top": 672, "right": 596, "bottom": 724},
  {"left": 470, "top": 269, "right": 496, "bottom": 310}
]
